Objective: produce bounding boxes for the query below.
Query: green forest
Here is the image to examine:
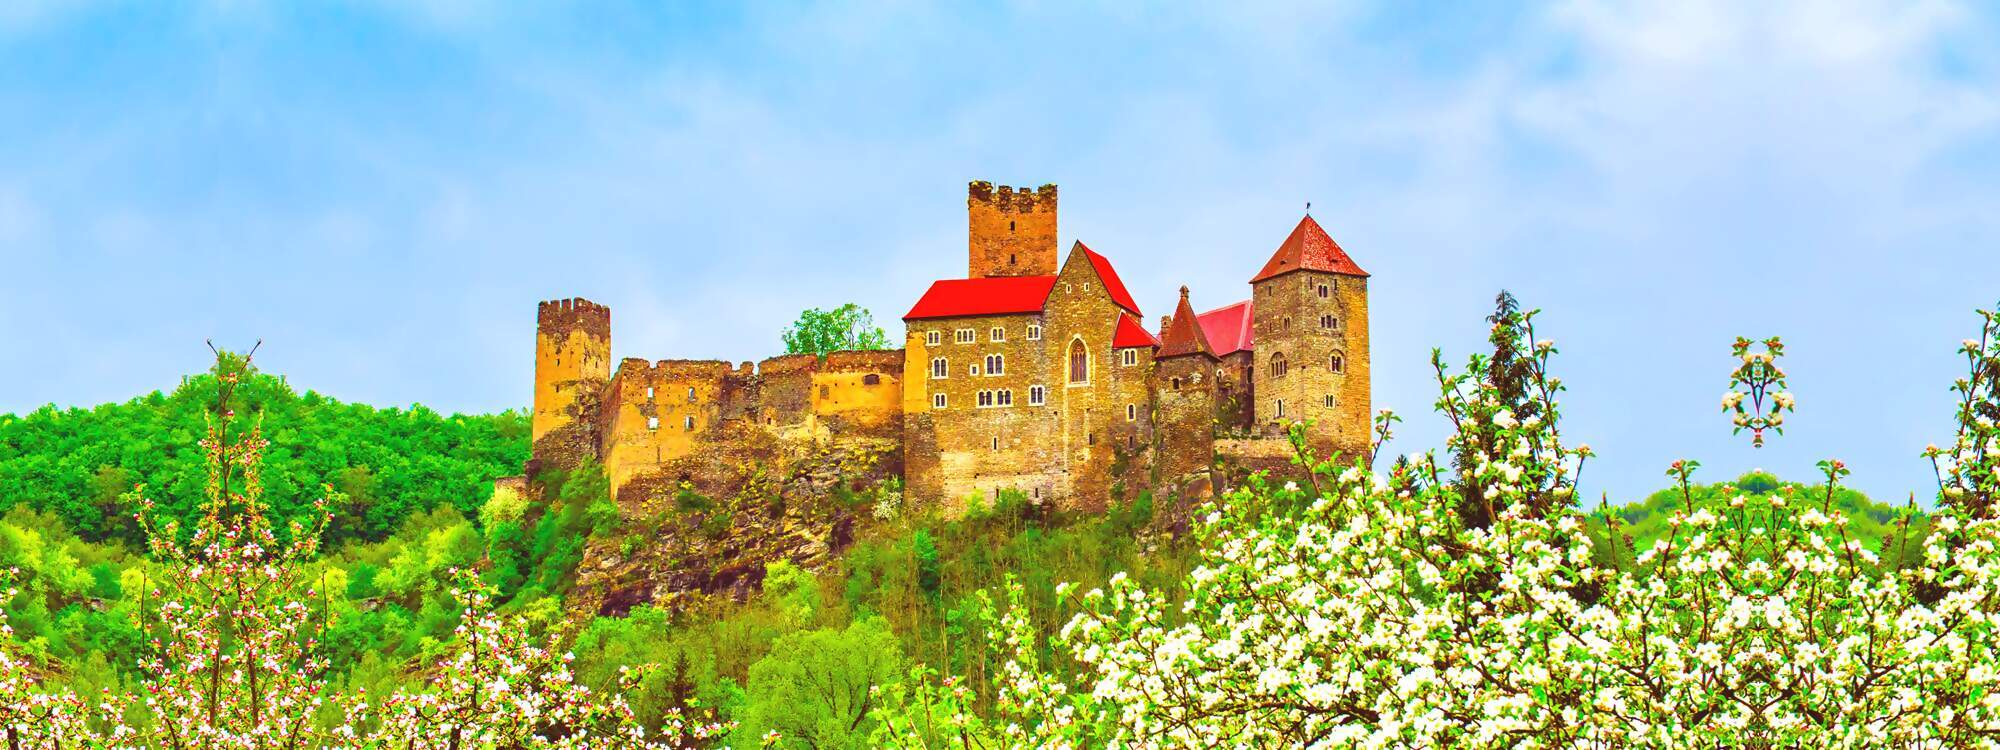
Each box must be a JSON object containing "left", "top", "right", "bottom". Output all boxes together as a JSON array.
[{"left": 0, "top": 355, "right": 1931, "bottom": 747}]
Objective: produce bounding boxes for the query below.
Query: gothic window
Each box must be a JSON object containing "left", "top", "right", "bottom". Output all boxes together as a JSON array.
[
  {"left": 978, "top": 390, "right": 994, "bottom": 407},
  {"left": 931, "top": 358, "right": 948, "bottom": 379},
  {"left": 998, "top": 389, "right": 1013, "bottom": 406},
  {"left": 926, "top": 330, "right": 941, "bottom": 346},
  {"left": 991, "top": 326, "right": 1006, "bottom": 342},
  {"left": 956, "top": 328, "right": 975, "bottom": 344},
  {"left": 1270, "top": 352, "right": 1289, "bottom": 378},
  {"left": 985, "top": 354, "right": 1005, "bottom": 375},
  {"left": 1121, "top": 349, "right": 1137, "bottom": 366},
  {"left": 1068, "top": 339, "right": 1088, "bottom": 384},
  {"left": 933, "top": 393, "right": 947, "bottom": 409},
  {"left": 1029, "top": 385, "right": 1046, "bottom": 405},
  {"left": 1330, "top": 352, "right": 1344, "bottom": 373},
  {"left": 1027, "top": 324, "right": 1042, "bottom": 341}
]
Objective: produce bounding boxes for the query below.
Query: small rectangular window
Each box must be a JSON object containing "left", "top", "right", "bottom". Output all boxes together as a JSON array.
[
  {"left": 933, "top": 393, "right": 947, "bottom": 409},
  {"left": 1126, "top": 404, "right": 1136, "bottom": 422},
  {"left": 684, "top": 415, "right": 696, "bottom": 430},
  {"left": 926, "top": 330, "right": 941, "bottom": 346},
  {"left": 1029, "top": 385, "right": 1046, "bottom": 405},
  {"left": 1026, "top": 324, "right": 1042, "bottom": 341},
  {"left": 969, "top": 363, "right": 980, "bottom": 376},
  {"left": 646, "top": 416, "right": 660, "bottom": 431},
  {"left": 1318, "top": 283, "right": 1330, "bottom": 299},
  {"left": 645, "top": 386, "right": 654, "bottom": 400},
  {"left": 990, "top": 327, "right": 1005, "bottom": 342},
  {"left": 1324, "top": 395, "right": 1337, "bottom": 408}
]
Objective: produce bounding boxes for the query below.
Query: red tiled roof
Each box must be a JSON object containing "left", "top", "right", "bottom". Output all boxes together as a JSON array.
[
  {"left": 1112, "top": 313, "right": 1159, "bottom": 349},
  {"left": 1249, "top": 215, "right": 1368, "bottom": 283},
  {"left": 1197, "top": 299, "right": 1254, "bottom": 356},
  {"left": 1078, "top": 243, "right": 1143, "bottom": 317},
  {"left": 903, "top": 276, "right": 1058, "bottom": 320},
  {"left": 1156, "top": 287, "right": 1216, "bottom": 360}
]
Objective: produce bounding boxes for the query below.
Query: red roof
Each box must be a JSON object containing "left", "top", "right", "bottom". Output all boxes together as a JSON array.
[
  {"left": 1078, "top": 243, "right": 1143, "bottom": 317},
  {"left": 1112, "top": 314, "right": 1159, "bottom": 349},
  {"left": 1156, "top": 287, "right": 1216, "bottom": 360},
  {"left": 1249, "top": 215, "right": 1368, "bottom": 283},
  {"left": 903, "top": 276, "right": 1057, "bottom": 320},
  {"left": 1197, "top": 299, "right": 1254, "bottom": 356}
]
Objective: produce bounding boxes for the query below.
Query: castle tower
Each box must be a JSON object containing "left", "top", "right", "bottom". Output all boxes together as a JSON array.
[
  {"left": 1248, "top": 215, "right": 1371, "bottom": 460},
  {"left": 967, "top": 181, "right": 1058, "bottom": 279},
  {"left": 533, "top": 298, "right": 612, "bottom": 449},
  {"left": 1154, "top": 286, "right": 1221, "bottom": 484}
]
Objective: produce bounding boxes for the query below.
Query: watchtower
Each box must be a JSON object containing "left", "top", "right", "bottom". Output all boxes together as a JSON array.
[
  {"left": 533, "top": 297, "right": 612, "bottom": 442},
  {"left": 967, "top": 181, "right": 1058, "bottom": 279}
]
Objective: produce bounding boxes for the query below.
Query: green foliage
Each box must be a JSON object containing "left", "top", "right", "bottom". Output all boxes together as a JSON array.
[
  {"left": 780, "top": 303, "right": 890, "bottom": 357},
  {"left": 733, "top": 617, "right": 903, "bottom": 749},
  {"left": 1587, "top": 470, "right": 1929, "bottom": 572},
  {"left": 0, "top": 356, "right": 529, "bottom": 546}
]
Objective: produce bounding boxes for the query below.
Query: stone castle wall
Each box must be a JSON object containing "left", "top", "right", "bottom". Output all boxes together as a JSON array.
[{"left": 968, "top": 182, "right": 1058, "bottom": 279}]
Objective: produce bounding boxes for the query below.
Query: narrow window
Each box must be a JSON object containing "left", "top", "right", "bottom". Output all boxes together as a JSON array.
[
  {"left": 684, "top": 415, "right": 695, "bottom": 430},
  {"left": 1027, "top": 324, "right": 1042, "bottom": 341},
  {"left": 1088, "top": 432, "right": 1096, "bottom": 445},
  {"left": 970, "top": 363, "right": 980, "bottom": 376},
  {"left": 933, "top": 393, "right": 947, "bottom": 409},
  {"left": 1318, "top": 283, "right": 1330, "bottom": 299},
  {"left": 646, "top": 416, "right": 660, "bottom": 431},
  {"left": 1283, "top": 316, "right": 1293, "bottom": 331},
  {"left": 1009, "top": 220, "right": 1015, "bottom": 232},
  {"left": 1126, "top": 404, "right": 1136, "bottom": 422},
  {"left": 931, "top": 358, "right": 948, "bottom": 379},
  {"left": 1276, "top": 399, "right": 1287, "bottom": 418},
  {"left": 926, "top": 330, "right": 941, "bottom": 347},
  {"left": 979, "top": 390, "right": 993, "bottom": 407},
  {"left": 985, "top": 354, "right": 1004, "bottom": 375},
  {"left": 993, "top": 436, "right": 1001, "bottom": 450},
  {"left": 1323, "top": 395, "right": 1336, "bottom": 408},
  {"left": 687, "top": 387, "right": 696, "bottom": 403},
  {"left": 1330, "top": 353, "right": 1344, "bottom": 373},
  {"left": 1121, "top": 349, "right": 1137, "bottom": 366},
  {"left": 1320, "top": 314, "right": 1334, "bottom": 330},
  {"left": 1068, "top": 339, "right": 1088, "bottom": 384},
  {"left": 991, "top": 326, "right": 1005, "bottom": 342},
  {"left": 956, "top": 328, "right": 975, "bottom": 344},
  {"left": 1029, "top": 385, "right": 1046, "bottom": 405},
  {"left": 1171, "top": 377, "right": 1182, "bottom": 390},
  {"left": 998, "top": 389, "right": 1012, "bottom": 406},
  {"left": 645, "top": 386, "right": 654, "bottom": 400}
]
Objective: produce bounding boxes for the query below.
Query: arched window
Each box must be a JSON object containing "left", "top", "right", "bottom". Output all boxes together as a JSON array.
[
  {"left": 1068, "top": 339, "right": 1089, "bottom": 383},
  {"left": 1330, "top": 352, "right": 1344, "bottom": 373},
  {"left": 1270, "top": 352, "right": 1288, "bottom": 378}
]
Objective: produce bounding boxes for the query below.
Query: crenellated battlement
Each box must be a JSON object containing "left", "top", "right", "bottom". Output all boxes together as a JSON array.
[
  {"left": 968, "top": 181, "right": 1057, "bottom": 213},
  {"left": 537, "top": 297, "right": 611, "bottom": 339}
]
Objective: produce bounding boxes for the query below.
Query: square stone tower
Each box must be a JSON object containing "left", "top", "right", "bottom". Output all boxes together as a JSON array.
[
  {"left": 1248, "top": 215, "right": 1371, "bottom": 461},
  {"left": 967, "top": 181, "right": 1058, "bottom": 278}
]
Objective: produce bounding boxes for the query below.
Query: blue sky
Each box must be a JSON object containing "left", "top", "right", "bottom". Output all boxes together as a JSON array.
[{"left": 3, "top": 1, "right": 1997, "bottom": 505}]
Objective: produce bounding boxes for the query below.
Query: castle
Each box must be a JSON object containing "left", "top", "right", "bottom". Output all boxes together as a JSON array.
[{"left": 527, "top": 181, "right": 1371, "bottom": 513}]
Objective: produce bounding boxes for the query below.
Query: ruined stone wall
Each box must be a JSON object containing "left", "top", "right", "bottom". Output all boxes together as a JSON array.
[
  {"left": 600, "top": 352, "right": 904, "bottom": 502},
  {"left": 1213, "top": 350, "right": 1257, "bottom": 434},
  {"left": 967, "top": 181, "right": 1058, "bottom": 279},
  {"left": 1250, "top": 270, "right": 1369, "bottom": 459},
  {"left": 532, "top": 298, "right": 612, "bottom": 472},
  {"left": 901, "top": 313, "right": 1061, "bottom": 513}
]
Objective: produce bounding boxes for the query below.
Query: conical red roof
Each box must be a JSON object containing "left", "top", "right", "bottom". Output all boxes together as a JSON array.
[
  {"left": 1249, "top": 214, "right": 1368, "bottom": 283},
  {"left": 1156, "top": 287, "right": 1217, "bottom": 360}
]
